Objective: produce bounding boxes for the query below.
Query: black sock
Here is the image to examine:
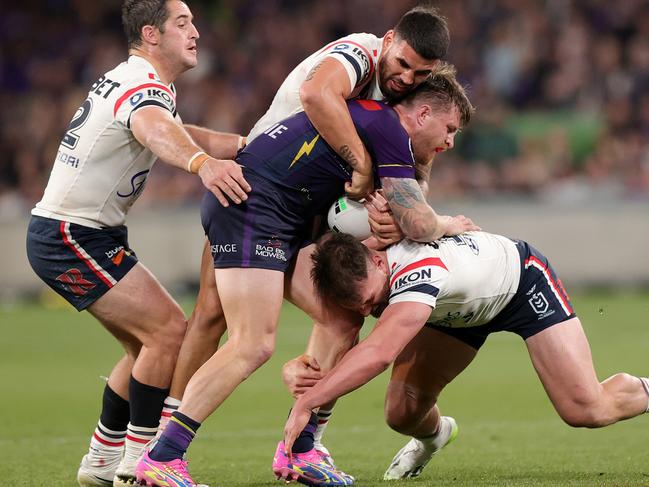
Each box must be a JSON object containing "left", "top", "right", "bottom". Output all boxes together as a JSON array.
[
  {"left": 291, "top": 411, "right": 318, "bottom": 453},
  {"left": 100, "top": 384, "right": 130, "bottom": 432},
  {"left": 128, "top": 375, "right": 169, "bottom": 428}
]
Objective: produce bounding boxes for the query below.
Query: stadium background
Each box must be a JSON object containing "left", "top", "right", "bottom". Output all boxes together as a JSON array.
[
  {"left": 1, "top": 0, "right": 648, "bottom": 298},
  {"left": 1, "top": 2, "right": 648, "bottom": 485}
]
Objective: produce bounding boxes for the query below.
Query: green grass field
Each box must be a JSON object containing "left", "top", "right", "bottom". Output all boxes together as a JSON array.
[{"left": 1, "top": 291, "right": 648, "bottom": 486}]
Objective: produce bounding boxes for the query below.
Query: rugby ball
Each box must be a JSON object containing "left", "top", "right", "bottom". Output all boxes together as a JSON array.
[{"left": 327, "top": 196, "right": 371, "bottom": 240}]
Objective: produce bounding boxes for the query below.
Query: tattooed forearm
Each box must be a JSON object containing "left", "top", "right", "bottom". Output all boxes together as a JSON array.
[
  {"left": 382, "top": 177, "right": 439, "bottom": 241},
  {"left": 339, "top": 144, "right": 359, "bottom": 169},
  {"left": 305, "top": 60, "right": 325, "bottom": 81},
  {"left": 383, "top": 177, "right": 425, "bottom": 209}
]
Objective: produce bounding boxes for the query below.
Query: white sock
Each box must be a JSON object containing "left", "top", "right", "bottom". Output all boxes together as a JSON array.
[
  {"left": 88, "top": 420, "right": 125, "bottom": 463},
  {"left": 123, "top": 423, "right": 157, "bottom": 462},
  {"left": 314, "top": 408, "right": 333, "bottom": 447},
  {"left": 159, "top": 396, "right": 182, "bottom": 433}
]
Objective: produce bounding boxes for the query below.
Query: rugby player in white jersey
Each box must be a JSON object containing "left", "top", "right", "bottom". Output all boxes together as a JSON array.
[
  {"left": 163, "top": 5, "right": 455, "bottom": 462},
  {"left": 283, "top": 232, "right": 649, "bottom": 481},
  {"left": 25, "top": 1, "right": 250, "bottom": 486}
]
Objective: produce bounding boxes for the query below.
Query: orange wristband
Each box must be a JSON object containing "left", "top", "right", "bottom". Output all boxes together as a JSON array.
[{"left": 187, "top": 151, "right": 210, "bottom": 174}]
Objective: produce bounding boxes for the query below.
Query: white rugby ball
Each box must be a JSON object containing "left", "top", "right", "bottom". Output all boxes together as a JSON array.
[{"left": 327, "top": 196, "right": 371, "bottom": 240}]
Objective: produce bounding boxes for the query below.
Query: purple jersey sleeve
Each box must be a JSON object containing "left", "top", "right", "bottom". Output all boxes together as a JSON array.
[{"left": 348, "top": 100, "right": 416, "bottom": 180}]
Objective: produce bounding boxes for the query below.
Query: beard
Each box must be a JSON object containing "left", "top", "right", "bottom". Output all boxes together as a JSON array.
[{"left": 379, "top": 63, "right": 410, "bottom": 103}]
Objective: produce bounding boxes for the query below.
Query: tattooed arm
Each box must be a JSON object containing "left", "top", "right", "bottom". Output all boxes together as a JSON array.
[
  {"left": 300, "top": 58, "right": 373, "bottom": 198},
  {"left": 380, "top": 177, "right": 444, "bottom": 242},
  {"left": 381, "top": 177, "right": 481, "bottom": 241}
]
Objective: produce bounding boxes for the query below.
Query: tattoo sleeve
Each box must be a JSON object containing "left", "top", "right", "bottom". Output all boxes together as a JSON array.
[{"left": 381, "top": 177, "right": 438, "bottom": 241}]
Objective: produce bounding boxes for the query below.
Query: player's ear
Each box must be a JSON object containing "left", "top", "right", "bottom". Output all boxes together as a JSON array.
[
  {"left": 371, "top": 253, "right": 388, "bottom": 274},
  {"left": 418, "top": 104, "right": 432, "bottom": 127},
  {"left": 141, "top": 24, "right": 160, "bottom": 46},
  {"left": 383, "top": 30, "right": 395, "bottom": 50}
]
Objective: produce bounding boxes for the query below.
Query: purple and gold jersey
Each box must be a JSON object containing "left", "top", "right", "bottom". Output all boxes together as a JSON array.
[{"left": 238, "top": 99, "right": 415, "bottom": 215}]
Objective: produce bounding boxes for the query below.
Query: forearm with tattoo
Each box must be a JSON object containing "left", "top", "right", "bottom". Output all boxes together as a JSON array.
[
  {"left": 339, "top": 144, "right": 360, "bottom": 170},
  {"left": 381, "top": 177, "right": 440, "bottom": 242}
]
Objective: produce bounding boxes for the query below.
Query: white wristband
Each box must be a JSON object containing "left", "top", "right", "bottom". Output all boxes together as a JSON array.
[{"left": 237, "top": 136, "right": 247, "bottom": 150}]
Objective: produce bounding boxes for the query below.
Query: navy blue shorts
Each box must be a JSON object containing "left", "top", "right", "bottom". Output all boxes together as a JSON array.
[
  {"left": 26, "top": 216, "right": 138, "bottom": 311},
  {"left": 201, "top": 170, "right": 313, "bottom": 272},
  {"left": 426, "top": 239, "right": 576, "bottom": 349}
]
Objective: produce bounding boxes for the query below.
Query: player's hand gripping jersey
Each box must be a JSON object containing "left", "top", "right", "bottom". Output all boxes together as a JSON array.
[
  {"left": 32, "top": 56, "right": 181, "bottom": 229},
  {"left": 247, "top": 33, "right": 384, "bottom": 142},
  {"left": 387, "top": 232, "right": 522, "bottom": 327},
  {"left": 239, "top": 99, "right": 414, "bottom": 217}
]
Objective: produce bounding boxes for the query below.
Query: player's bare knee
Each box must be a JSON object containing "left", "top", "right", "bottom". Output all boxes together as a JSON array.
[
  {"left": 188, "top": 301, "right": 226, "bottom": 339},
  {"left": 150, "top": 308, "right": 187, "bottom": 352},
  {"left": 385, "top": 385, "right": 434, "bottom": 433},
  {"left": 234, "top": 336, "right": 275, "bottom": 372}
]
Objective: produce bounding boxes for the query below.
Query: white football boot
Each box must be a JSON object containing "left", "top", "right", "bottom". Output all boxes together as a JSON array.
[
  {"left": 112, "top": 444, "right": 143, "bottom": 487},
  {"left": 383, "top": 416, "right": 458, "bottom": 480},
  {"left": 77, "top": 452, "right": 121, "bottom": 487}
]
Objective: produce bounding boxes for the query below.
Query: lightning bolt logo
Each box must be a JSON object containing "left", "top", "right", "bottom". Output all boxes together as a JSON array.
[{"left": 289, "top": 135, "right": 320, "bottom": 168}]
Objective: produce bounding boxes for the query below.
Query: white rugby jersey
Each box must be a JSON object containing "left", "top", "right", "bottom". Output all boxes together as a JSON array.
[
  {"left": 386, "top": 232, "right": 521, "bottom": 328},
  {"left": 247, "top": 33, "right": 383, "bottom": 142},
  {"left": 33, "top": 55, "right": 180, "bottom": 228}
]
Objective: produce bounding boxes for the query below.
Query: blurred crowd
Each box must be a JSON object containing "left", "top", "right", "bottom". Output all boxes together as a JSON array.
[{"left": 1, "top": 0, "right": 648, "bottom": 216}]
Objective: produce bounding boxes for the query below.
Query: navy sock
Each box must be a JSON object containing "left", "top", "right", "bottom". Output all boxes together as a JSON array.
[
  {"left": 100, "top": 384, "right": 130, "bottom": 432},
  {"left": 291, "top": 411, "right": 318, "bottom": 453},
  {"left": 128, "top": 375, "right": 169, "bottom": 428},
  {"left": 150, "top": 411, "right": 201, "bottom": 462}
]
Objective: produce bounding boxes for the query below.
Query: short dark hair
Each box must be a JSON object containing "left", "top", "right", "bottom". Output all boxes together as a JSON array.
[
  {"left": 311, "top": 233, "right": 371, "bottom": 309},
  {"left": 399, "top": 62, "right": 475, "bottom": 127},
  {"left": 122, "top": 0, "right": 171, "bottom": 49},
  {"left": 394, "top": 6, "right": 450, "bottom": 61}
]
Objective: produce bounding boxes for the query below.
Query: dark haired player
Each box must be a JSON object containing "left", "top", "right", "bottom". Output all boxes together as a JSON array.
[
  {"left": 283, "top": 232, "right": 649, "bottom": 481},
  {"left": 25, "top": 1, "right": 249, "bottom": 485},
  {"left": 167, "top": 7, "right": 456, "bottom": 425}
]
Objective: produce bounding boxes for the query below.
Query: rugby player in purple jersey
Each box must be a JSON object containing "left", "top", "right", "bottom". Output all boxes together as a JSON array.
[{"left": 135, "top": 64, "right": 479, "bottom": 487}]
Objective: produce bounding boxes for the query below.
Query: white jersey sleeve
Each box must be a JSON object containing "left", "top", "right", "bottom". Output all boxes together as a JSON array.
[
  {"left": 246, "top": 33, "right": 383, "bottom": 142},
  {"left": 321, "top": 33, "right": 379, "bottom": 94},
  {"left": 32, "top": 56, "right": 180, "bottom": 228},
  {"left": 386, "top": 233, "right": 522, "bottom": 328},
  {"left": 113, "top": 72, "right": 177, "bottom": 127}
]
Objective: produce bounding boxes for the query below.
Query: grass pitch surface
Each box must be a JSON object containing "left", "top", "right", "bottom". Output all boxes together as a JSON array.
[{"left": 1, "top": 291, "right": 648, "bottom": 486}]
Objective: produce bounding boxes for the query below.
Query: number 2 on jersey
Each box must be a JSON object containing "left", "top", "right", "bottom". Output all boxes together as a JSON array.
[{"left": 62, "top": 98, "right": 93, "bottom": 150}]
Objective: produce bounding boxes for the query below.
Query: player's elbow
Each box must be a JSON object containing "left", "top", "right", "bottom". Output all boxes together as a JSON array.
[{"left": 299, "top": 83, "right": 330, "bottom": 114}]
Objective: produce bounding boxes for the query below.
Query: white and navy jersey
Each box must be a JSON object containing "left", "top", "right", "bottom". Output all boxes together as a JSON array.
[
  {"left": 32, "top": 55, "right": 181, "bottom": 229},
  {"left": 247, "top": 33, "right": 383, "bottom": 142},
  {"left": 386, "top": 232, "right": 522, "bottom": 328}
]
